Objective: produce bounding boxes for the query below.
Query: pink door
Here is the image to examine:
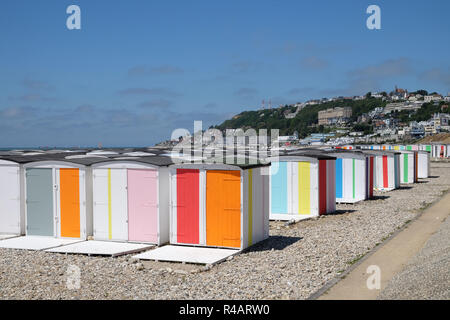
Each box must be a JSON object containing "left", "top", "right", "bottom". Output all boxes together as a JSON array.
[{"left": 127, "top": 169, "right": 158, "bottom": 243}]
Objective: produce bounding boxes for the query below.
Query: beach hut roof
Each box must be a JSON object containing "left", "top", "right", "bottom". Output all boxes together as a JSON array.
[
  {"left": 359, "top": 150, "right": 401, "bottom": 156},
  {"left": 270, "top": 152, "right": 336, "bottom": 161}
]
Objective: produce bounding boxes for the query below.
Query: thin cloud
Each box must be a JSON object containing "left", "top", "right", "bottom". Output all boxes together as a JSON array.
[
  {"left": 138, "top": 99, "right": 173, "bottom": 109},
  {"left": 318, "top": 58, "right": 414, "bottom": 97},
  {"left": 164, "top": 110, "right": 232, "bottom": 133},
  {"left": 21, "top": 78, "right": 53, "bottom": 91},
  {"left": 9, "top": 94, "right": 56, "bottom": 103},
  {"left": 75, "top": 104, "right": 95, "bottom": 113},
  {"left": 0, "top": 106, "right": 37, "bottom": 119},
  {"left": 349, "top": 57, "right": 412, "bottom": 79},
  {"left": 203, "top": 102, "right": 218, "bottom": 109},
  {"left": 300, "top": 56, "right": 329, "bottom": 70},
  {"left": 234, "top": 87, "right": 259, "bottom": 97},
  {"left": 287, "top": 87, "right": 316, "bottom": 96},
  {"left": 118, "top": 87, "right": 182, "bottom": 97},
  {"left": 420, "top": 67, "right": 450, "bottom": 86},
  {"left": 128, "top": 65, "right": 184, "bottom": 76},
  {"left": 231, "top": 61, "right": 263, "bottom": 73}
]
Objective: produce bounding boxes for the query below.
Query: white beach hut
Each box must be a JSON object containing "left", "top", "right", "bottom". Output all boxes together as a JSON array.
[{"left": 91, "top": 156, "right": 173, "bottom": 245}]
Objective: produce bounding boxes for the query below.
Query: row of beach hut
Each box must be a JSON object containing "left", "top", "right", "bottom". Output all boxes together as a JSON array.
[
  {"left": 356, "top": 144, "right": 449, "bottom": 159},
  {"left": 0, "top": 150, "right": 269, "bottom": 250},
  {"left": 0, "top": 145, "right": 431, "bottom": 252},
  {"left": 267, "top": 146, "right": 431, "bottom": 220}
]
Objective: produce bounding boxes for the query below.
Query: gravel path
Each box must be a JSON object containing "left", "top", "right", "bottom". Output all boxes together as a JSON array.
[
  {"left": 1, "top": 163, "right": 449, "bottom": 300},
  {"left": 378, "top": 214, "right": 450, "bottom": 300}
]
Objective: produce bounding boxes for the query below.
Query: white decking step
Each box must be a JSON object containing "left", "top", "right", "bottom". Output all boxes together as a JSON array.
[
  {"left": 45, "top": 240, "right": 154, "bottom": 257},
  {"left": 0, "top": 236, "right": 83, "bottom": 251},
  {"left": 133, "top": 245, "right": 240, "bottom": 265}
]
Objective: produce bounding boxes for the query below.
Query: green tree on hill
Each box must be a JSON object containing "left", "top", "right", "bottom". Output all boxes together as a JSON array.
[{"left": 214, "top": 97, "right": 386, "bottom": 137}]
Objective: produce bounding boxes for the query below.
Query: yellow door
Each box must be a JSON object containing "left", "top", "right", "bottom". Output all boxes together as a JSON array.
[{"left": 206, "top": 170, "right": 241, "bottom": 248}]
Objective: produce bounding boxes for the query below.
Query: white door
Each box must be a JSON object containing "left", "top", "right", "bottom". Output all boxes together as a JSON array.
[
  {"left": 343, "top": 158, "right": 352, "bottom": 199},
  {"left": 110, "top": 169, "right": 128, "bottom": 241},
  {"left": 0, "top": 166, "right": 21, "bottom": 234},
  {"left": 289, "top": 162, "right": 299, "bottom": 215},
  {"left": 93, "top": 169, "right": 109, "bottom": 240}
]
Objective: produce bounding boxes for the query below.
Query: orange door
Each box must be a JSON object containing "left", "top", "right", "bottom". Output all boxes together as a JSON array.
[
  {"left": 60, "top": 168, "right": 81, "bottom": 238},
  {"left": 206, "top": 170, "right": 241, "bottom": 248}
]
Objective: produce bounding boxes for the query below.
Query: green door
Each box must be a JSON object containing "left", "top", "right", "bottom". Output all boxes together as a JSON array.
[{"left": 26, "top": 168, "right": 54, "bottom": 236}]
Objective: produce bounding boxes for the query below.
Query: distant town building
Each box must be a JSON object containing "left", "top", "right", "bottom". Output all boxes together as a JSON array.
[
  {"left": 432, "top": 113, "right": 450, "bottom": 131},
  {"left": 277, "top": 134, "right": 298, "bottom": 143},
  {"left": 318, "top": 107, "right": 352, "bottom": 126},
  {"left": 383, "top": 102, "right": 422, "bottom": 114},
  {"left": 349, "top": 131, "right": 364, "bottom": 136},
  {"left": 390, "top": 86, "right": 408, "bottom": 100},
  {"left": 424, "top": 94, "right": 443, "bottom": 103}
]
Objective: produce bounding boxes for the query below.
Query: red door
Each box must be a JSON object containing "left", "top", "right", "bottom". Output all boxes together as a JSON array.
[
  {"left": 369, "top": 157, "right": 374, "bottom": 198},
  {"left": 176, "top": 169, "right": 199, "bottom": 244}
]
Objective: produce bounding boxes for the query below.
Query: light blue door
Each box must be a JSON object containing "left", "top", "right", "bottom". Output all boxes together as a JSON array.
[
  {"left": 26, "top": 168, "right": 54, "bottom": 236},
  {"left": 335, "top": 158, "right": 343, "bottom": 199},
  {"left": 271, "top": 162, "right": 287, "bottom": 214}
]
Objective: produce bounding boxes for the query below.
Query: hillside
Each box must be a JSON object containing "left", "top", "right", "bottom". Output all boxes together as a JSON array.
[
  {"left": 214, "top": 97, "right": 386, "bottom": 138},
  {"left": 417, "top": 133, "right": 450, "bottom": 144}
]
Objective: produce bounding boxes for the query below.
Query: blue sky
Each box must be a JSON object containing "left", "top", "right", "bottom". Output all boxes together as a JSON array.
[{"left": 0, "top": 0, "right": 449, "bottom": 147}]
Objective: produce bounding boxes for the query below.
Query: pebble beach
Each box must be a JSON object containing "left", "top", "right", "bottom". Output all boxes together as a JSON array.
[{"left": 1, "top": 162, "right": 449, "bottom": 300}]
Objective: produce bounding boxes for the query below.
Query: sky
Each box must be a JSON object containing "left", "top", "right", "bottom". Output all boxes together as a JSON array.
[{"left": 0, "top": 0, "right": 449, "bottom": 147}]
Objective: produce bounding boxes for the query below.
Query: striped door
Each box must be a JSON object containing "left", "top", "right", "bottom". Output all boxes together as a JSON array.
[
  {"left": 206, "top": 170, "right": 241, "bottom": 248},
  {"left": 92, "top": 169, "right": 128, "bottom": 241},
  {"left": 59, "top": 168, "right": 80, "bottom": 238},
  {"left": 270, "top": 162, "right": 287, "bottom": 214},
  {"left": 26, "top": 168, "right": 54, "bottom": 236},
  {"left": 176, "top": 169, "right": 199, "bottom": 244},
  {"left": 128, "top": 169, "right": 158, "bottom": 243}
]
